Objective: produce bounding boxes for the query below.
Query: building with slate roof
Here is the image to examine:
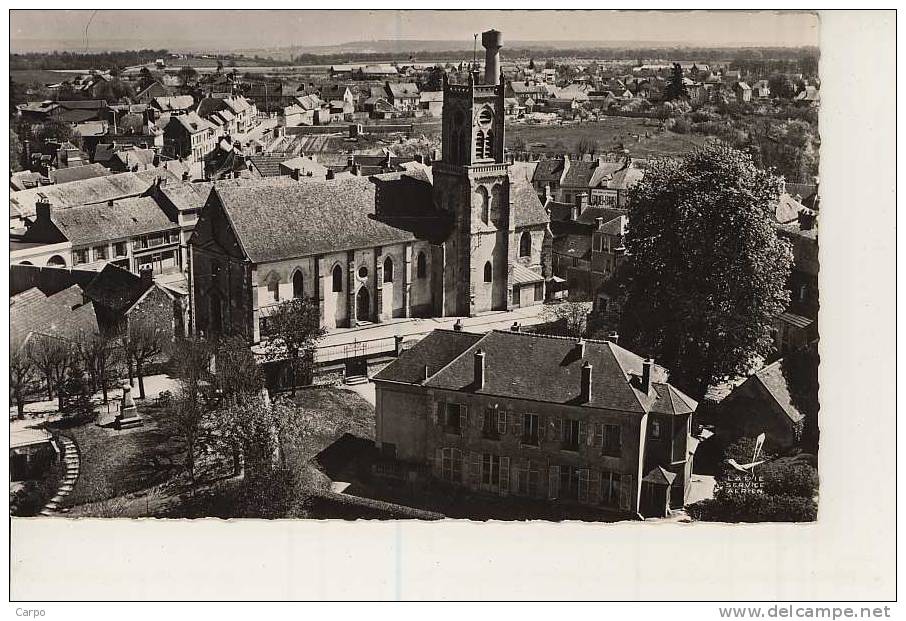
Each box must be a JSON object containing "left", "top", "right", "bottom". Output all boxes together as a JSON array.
[
  {"left": 189, "top": 31, "right": 552, "bottom": 343},
  {"left": 372, "top": 328, "right": 698, "bottom": 518}
]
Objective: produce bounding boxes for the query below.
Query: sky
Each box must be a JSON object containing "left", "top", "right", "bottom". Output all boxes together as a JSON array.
[{"left": 10, "top": 10, "right": 819, "bottom": 53}]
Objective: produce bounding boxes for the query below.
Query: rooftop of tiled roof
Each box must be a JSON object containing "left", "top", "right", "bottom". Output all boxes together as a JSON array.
[
  {"left": 49, "top": 163, "right": 112, "bottom": 185},
  {"left": 51, "top": 196, "right": 176, "bottom": 246},
  {"left": 377, "top": 329, "right": 696, "bottom": 415}
]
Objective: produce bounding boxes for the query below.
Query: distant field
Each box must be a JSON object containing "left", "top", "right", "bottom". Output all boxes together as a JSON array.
[
  {"left": 11, "top": 69, "right": 83, "bottom": 85},
  {"left": 506, "top": 116, "right": 711, "bottom": 158}
]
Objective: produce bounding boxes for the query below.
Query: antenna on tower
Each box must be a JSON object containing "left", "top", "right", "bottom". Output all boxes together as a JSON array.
[{"left": 473, "top": 33, "right": 478, "bottom": 70}]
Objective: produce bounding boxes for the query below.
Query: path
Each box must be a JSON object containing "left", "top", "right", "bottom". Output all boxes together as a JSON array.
[{"left": 39, "top": 436, "right": 79, "bottom": 516}]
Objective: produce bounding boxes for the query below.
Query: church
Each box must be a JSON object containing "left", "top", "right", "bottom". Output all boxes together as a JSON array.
[{"left": 188, "top": 30, "right": 553, "bottom": 343}]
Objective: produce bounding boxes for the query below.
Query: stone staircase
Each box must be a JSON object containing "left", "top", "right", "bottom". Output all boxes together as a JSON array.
[
  {"left": 344, "top": 375, "right": 369, "bottom": 386},
  {"left": 40, "top": 436, "right": 79, "bottom": 516}
]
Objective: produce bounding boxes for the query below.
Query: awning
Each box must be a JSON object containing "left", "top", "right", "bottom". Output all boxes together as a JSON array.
[{"left": 512, "top": 264, "right": 544, "bottom": 285}]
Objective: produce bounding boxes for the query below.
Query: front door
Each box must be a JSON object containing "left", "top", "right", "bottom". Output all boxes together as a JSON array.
[{"left": 356, "top": 286, "right": 371, "bottom": 323}]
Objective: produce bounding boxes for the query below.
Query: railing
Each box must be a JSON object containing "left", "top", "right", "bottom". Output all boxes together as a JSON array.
[{"left": 312, "top": 335, "right": 400, "bottom": 365}]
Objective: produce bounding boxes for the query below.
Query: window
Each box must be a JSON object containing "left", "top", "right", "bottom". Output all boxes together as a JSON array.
[
  {"left": 481, "top": 408, "right": 506, "bottom": 440},
  {"left": 559, "top": 465, "right": 581, "bottom": 501},
  {"left": 383, "top": 257, "right": 393, "bottom": 283},
  {"left": 93, "top": 245, "right": 108, "bottom": 261},
  {"left": 113, "top": 242, "right": 127, "bottom": 257},
  {"left": 519, "top": 231, "right": 532, "bottom": 257},
  {"left": 416, "top": 252, "right": 427, "bottom": 279},
  {"left": 481, "top": 453, "right": 501, "bottom": 486},
  {"left": 517, "top": 461, "right": 541, "bottom": 497},
  {"left": 476, "top": 187, "right": 489, "bottom": 224},
  {"left": 649, "top": 419, "right": 662, "bottom": 440},
  {"left": 331, "top": 264, "right": 343, "bottom": 292},
  {"left": 560, "top": 418, "right": 586, "bottom": 451},
  {"left": 483, "top": 261, "right": 492, "bottom": 283},
  {"left": 597, "top": 423, "right": 622, "bottom": 457},
  {"left": 522, "top": 413, "right": 540, "bottom": 446},
  {"left": 73, "top": 249, "right": 89, "bottom": 265},
  {"left": 267, "top": 279, "right": 280, "bottom": 302},
  {"left": 443, "top": 402, "right": 466, "bottom": 435},
  {"left": 292, "top": 271, "right": 304, "bottom": 298},
  {"left": 474, "top": 130, "right": 485, "bottom": 159},
  {"left": 601, "top": 470, "right": 621, "bottom": 507},
  {"left": 485, "top": 130, "right": 494, "bottom": 158},
  {"left": 441, "top": 448, "right": 463, "bottom": 482},
  {"left": 358, "top": 266, "right": 368, "bottom": 279}
]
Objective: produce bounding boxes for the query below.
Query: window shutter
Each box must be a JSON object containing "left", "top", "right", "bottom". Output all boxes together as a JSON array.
[
  {"left": 589, "top": 470, "right": 601, "bottom": 505},
  {"left": 538, "top": 415, "right": 546, "bottom": 440},
  {"left": 498, "top": 410, "right": 507, "bottom": 435},
  {"left": 480, "top": 409, "right": 486, "bottom": 432},
  {"left": 548, "top": 465, "right": 560, "bottom": 500},
  {"left": 578, "top": 468, "right": 590, "bottom": 503},
  {"left": 459, "top": 404, "right": 468, "bottom": 431},
  {"left": 579, "top": 421, "right": 588, "bottom": 448},
  {"left": 620, "top": 474, "right": 633, "bottom": 510},
  {"left": 470, "top": 451, "right": 481, "bottom": 488},
  {"left": 596, "top": 423, "right": 604, "bottom": 448},
  {"left": 433, "top": 402, "right": 441, "bottom": 426},
  {"left": 433, "top": 448, "right": 443, "bottom": 477},
  {"left": 459, "top": 450, "right": 468, "bottom": 485},
  {"left": 556, "top": 417, "right": 564, "bottom": 443},
  {"left": 511, "top": 411, "right": 521, "bottom": 436},
  {"left": 615, "top": 426, "right": 622, "bottom": 455},
  {"left": 499, "top": 456, "right": 510, "bottom": 495}
]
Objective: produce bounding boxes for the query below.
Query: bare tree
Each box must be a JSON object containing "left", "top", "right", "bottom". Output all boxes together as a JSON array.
[
  {"left": 162, "top": 386, "right": 207, "bottom": 484},
  {"left": 213, "top": 335, "right": 263, "bottom": 405},
  {"left": 575, "top": 136, "right": 599, "bottom": 158},
  {"left": 540, "top": 301, "right": 593, "bottom": 338},
  {"left": 27, "top": 335, "right": 74, "bottom": 410},
  {"left": 10, "top": 343, "right": 39, "bottom": 419},
  {"left": 123, "top": 319, "right": 166, "bottom": 400},
  {"left": 76, "top": 332, "right": 119, "bottom": 404}
]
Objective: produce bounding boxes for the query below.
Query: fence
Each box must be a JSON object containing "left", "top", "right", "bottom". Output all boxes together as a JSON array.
[{"left": 313, "top": 335, "right": 400, "bottom": 365}]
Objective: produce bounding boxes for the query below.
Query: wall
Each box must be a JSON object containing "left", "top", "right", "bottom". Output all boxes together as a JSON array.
[
  {"left": 127, "top": 286, "right": 177, "bottom": 341},
  {"left": 10, "top": 264, "right": 98, "bottom": 296},
  {"left": 375, "top": 382, "right": 431, "bottom": 462}
]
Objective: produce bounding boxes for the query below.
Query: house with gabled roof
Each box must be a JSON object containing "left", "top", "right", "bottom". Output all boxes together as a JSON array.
[{"left": 373, "top": 328, "right": 698, "bottom": 518}]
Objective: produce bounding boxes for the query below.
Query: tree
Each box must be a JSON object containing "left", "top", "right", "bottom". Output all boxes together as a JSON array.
[
  {"left": 59, "top": 367, "right": 94, "bottom": 421},
  {"left": 540, "top": 301, "right": 593, "bottom": 338},
  {"left": 76, "top": 333, "right": 119, "bottom": 404},
  {"left": 27, "top": 118, "right": 75, "bottom": 145},
  {"left": 10, "top": 344, "right": 40, "bottom": 419},
  {"left": 163, "top": 386, "right": 207, "bottom": 483},
  {"left": 528, "top": 58, "right": 535, "bottom": 70},
  {"left": 216, "top": 59, "right": 224, "bottom": 74},
  {"left": 123, "top": 319, "right": 167, "bottom": 400},
  {"left": 264, "top": 298, "right": 326, "bottom": 396},
  {"left": 9, "top": 129, "right": 23, "bottom": 172},
  {"left": 28, "top": 335, "right": 74, "bottom": 410},
  {"left": 619, "top": 143, "right": 793, "bottom": 398},
  {"left": 177, "top": 65, "right": 198, "bottom": 86},
  {"left": 664, "top": 62, "right": 689, "bottom": 101},
  {"left": 213, "top": 335, "right": 263, "bottom": 405},
  {"left": 575, "top": 136, "right": 598, "bottom": 158},
  {"left": 767, "top": 73, "right": 795, "bottom": 100}
]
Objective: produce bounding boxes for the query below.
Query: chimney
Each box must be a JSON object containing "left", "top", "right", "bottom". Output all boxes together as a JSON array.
[
  {"left": 35, "top": 193, "right": 52, "bottom": 222},
  {"left": 473, "top": 349, "right": 486, "bottom": 389},
  {"left": 347, "top": 154, "right": 355, "bottom": 168},
  {"left": 423, "top": 365, "right": 430, "bottom": 382},
  {"left": 351, "top": 163, "right": 361, "bottom": 176},
  {"left": 580, "top": 361, "right": 593, "bottom": 402},
  {"left": 481, "top": 30, "right": 503, "bottom": 86},
  {"left": 640, "top": 358, "right": 653, "bottom": 394},
  {"left": 544, "top": 184, "right": 552, "bottom": 202},
  {"left": 453, "top": 319, "right": 463, "bottom": 332},
  {"left": 575, "top": 192, "right": 588, "bottom": 216},
  {"left": 292, "top": 167, "right": 301, "bottom": 181},
  {"left": 139, "top": 266, "right": 154, "bottom": 285},
  {"left": 107, "top": 199, "right": 115, "bottom": 207},
  {"left": 575, "top": 337, "right": 585, "bottom": 358},
  {"left": 326, "top": 169, "right": 335, "bottom": 180},
  {"left": 510, "top": 321, "right": 520, "bottom": 332},
  {"left": 595, "top": 216, "right": 604, "bottom": 229}
]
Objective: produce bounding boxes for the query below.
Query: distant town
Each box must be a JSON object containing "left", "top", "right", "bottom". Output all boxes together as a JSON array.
[{"left": 10, "top": 25, "right": 819, "bottom": 522}]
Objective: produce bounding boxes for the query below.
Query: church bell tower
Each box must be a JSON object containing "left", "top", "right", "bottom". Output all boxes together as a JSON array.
[{"left": 434, "top": 29, "right": 513, "bottom": 317}]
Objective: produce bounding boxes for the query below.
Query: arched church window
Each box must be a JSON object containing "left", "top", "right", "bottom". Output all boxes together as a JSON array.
[
  {"left": 520, "top": 231, "right": 532, "bottom": 257},
  {"left": 483, "top": 261, "right": 493, "bottom": 283},
  {"left": 475, "top": 130, "right": 485, "bottom": 159},
  {"left": 476, "top": 186, "right": 489, "bottom": 224},
  {"left": 292, "top": 270, "right": 304, "bottom": 298},
  {"left": 485, "top": 129, "right": 494, "bottom": 159},
  {"left": 416, "top": 252, "right": 427, "bottom": 279},
  {"left": 332, "top": 264, "right": 343, "bottom": 292},
  {"left": 383, "top": 257, "right": 394, "bottom": 283}
]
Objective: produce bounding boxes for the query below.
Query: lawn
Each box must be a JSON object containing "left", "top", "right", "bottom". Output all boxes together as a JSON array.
[
  {"left": 50, "top": 401, "right": 188, "bottom": 507},
  {"left": 506, "top": 117, "right": 711, "bottom": 158},
  {"left": 282, "top": 386, "right": 375, "bottom": 461},
  {"left": 11, "top": 69, "right": 83, "bottom": 86}
]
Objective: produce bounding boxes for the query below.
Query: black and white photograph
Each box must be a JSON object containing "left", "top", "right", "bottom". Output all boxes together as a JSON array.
[{"left": 6, "top": 7, "right": 896, "bottom": 606}]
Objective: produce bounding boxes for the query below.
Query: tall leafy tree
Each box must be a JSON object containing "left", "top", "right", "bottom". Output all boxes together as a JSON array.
[
  {"left": 619, "top": 143, "right": 793, "bottom": 398},
  {"left": 664, "top": 62, "right": 689, "bottom": 101},
  {"left": 264, "top": 298, "right": 326, "bottom": 396}
]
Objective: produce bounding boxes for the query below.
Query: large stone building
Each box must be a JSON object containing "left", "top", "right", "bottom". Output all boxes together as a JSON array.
[
  {"left": 188, "top": 30, "right": 552, "bottom": 343},
  {"left": 372, "top": 328, "right": 699, "bottom": 518}
]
